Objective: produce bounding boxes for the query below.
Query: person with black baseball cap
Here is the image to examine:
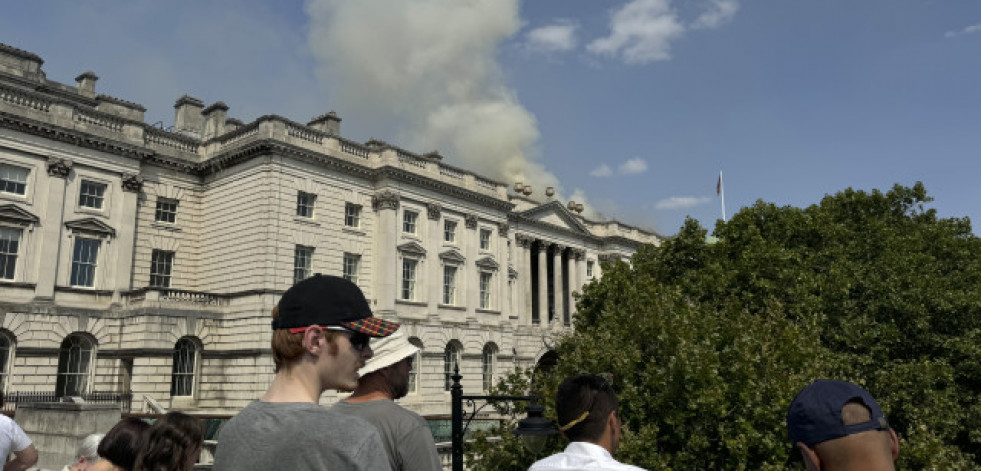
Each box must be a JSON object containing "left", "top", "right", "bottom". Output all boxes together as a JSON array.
[
  {"left": 787, "top": 379, "right": 900, "bottom": 471},
  {"left": 214, "top": 274, "right": 400, "bottom": 471}
]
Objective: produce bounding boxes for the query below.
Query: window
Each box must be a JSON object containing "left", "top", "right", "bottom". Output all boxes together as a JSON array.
[
  {"left": 70, "top": 238, "right": 100, "bottom": 287},
  {"left": 479, "top": 229, "right": 491, "bottom": 250},
  {"left": 401, "top": 258, "right": 417, "bottom": 300},
  {"left": 0, "top": 330, "right": 14, "bottom": 390},
  {"left": 343, "top": 253, "right": 360, "bottom": 284},
  {"left": 403, "top": 210, "right": 418, "bottom": 234},
  {"left": 587, "top": 261, "right": 594, "bottom": 278},
  {"left": 150, "top": 250, "right": 174, "bottom": 288},
  {"left": 444, "top": 342, "right": 461, "bottom": 391},
  {"left": 344, "top": 203, "right": 361, "bottom": 228},
  {"left": 0, "top": 227, "right": 21, "bottom": 280},
  {"left": 442, "top": 265, "right": 457, "bottom": 305},
  {"left": 78, "top": 181, "right": 106, "bottom": 209},
  {"left": 296, "top": 192, "right": 316, "bottom": 218},
  {"left": 154, "top": 198, "right": 178, "bottom": 223},
  {"left": 56, "top": 334, "right": 94, "bottom": 397},
  {"left": 171, "top": 337, "right": 198, "bottom": 397},
  {"left": 479, "top": 272, "right": 492, "bottom": 309},
  {"left": 0, "top": 165, "right": 28, "bottom": 195},
  {"left": 407, "top": 337, "right": 423, "bottom": 394},
  {"left": 482, "top": 344, "right": 497, "bottom": 391},
  {"left": 443, "top": 220, "right": 456, "bottom": 243},
  {"left": 294, "top": 245, "right": 314, "bottom": 284}
]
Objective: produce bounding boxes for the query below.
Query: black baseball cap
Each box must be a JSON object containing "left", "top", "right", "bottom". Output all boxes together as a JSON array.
[
  {"left": 787, "top": 379, "right": 889, "bottom": 447},
  {"left": 272, "top": 274, "right": 399, "bottom": 337}
]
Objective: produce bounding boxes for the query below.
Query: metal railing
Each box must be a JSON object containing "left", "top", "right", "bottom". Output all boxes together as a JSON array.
[{"left": 1, "top": 391, "right": 133, "bottom": 414}]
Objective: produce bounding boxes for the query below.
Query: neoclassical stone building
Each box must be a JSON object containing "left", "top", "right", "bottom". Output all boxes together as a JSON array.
[{"left": 0, "top": 43, "right": 660, "bottom": 416}]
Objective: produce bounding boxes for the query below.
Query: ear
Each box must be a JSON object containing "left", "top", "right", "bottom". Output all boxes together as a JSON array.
[
  {"left": 889, "top": 428, "right": 900, "bottom": 460},
  {"left": 797, "top": 442, "right": 821, "bottom": 471},
  {"left": 302, "top": 327, "right": 325, "bottom": 354}
]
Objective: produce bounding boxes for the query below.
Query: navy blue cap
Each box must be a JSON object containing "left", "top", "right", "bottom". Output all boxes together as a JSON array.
[{"left": 787, "top": 380, "right": 889, "bottom": 446}]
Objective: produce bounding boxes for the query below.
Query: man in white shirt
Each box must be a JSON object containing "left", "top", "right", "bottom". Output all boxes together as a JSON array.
[
  {"left": 529, "top": 374, "right": 645, "bottom": 471},
  {"left": 0, "top": 396, "right": 38, "bottom": 471}
]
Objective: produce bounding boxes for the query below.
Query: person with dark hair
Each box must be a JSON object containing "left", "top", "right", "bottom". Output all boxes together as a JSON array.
[
  {"left": 529, "top": 374, "right": 645, "bottom": 471},
  {"left": 214, "top": 274, "right": 398, "bottom": 471},
  {"left": 787, "top": 380, "right": 899, "bottom": 471},
  {"left": 93, "top": 417, "right": 150, "bottom": 471},
  {"left": 0, "top": 393, "right": 38, "bottom": 471},
  {"left": 133, "top": 412, "right": 203, "bottom": 471}
]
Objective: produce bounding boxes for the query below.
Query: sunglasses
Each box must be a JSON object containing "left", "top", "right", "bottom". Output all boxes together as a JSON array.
[{"left": 288, "top": 325, "right": 371, "bottom": 352}]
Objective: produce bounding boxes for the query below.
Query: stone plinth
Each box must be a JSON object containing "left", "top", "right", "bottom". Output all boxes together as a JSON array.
[{"left": 15, "top": 402, "right": 122, "bottom": 471}]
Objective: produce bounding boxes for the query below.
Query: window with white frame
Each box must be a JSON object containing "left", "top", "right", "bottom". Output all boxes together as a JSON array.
[
  {"left": 294, "top": 245, "right": 314, "bottom": 284},
  {"left": 407, "top": 337, "right": 423, "bottom": 394},
  {"left": 443, "top": 341, "right": 461, "bottom": 391},
  {"left": 171, "top": 337, "right": 198, "bottom": 397},
  {"left": 296, "top": 191, "right": 316, "bottom": 218},
  {"left": 401, "top": 258, "right": 418, "bottom": 300},
  {"left": 482, "top": 344, "right": 497, "bottom": 391},
  {"left": 479, "top": 271, "right": 493, "bottom": 309},
  {"left": 479, "top": 228, "right": 491, "bottom": 250},
  {"left": 0, "top": 165, "right": 28, "bottom": 196},
  {"left": 403, "top": 210, "right": 418, "bottom": 234},
  {"left": 344, "top": 203, "right": 361, "bottom": 228},
  {"left": 442, "top": 265, "right": 457, "bottom": 305},
  {"left": 56, "top": 334, "right": 94, "bottom": 397},
  {"left": 343, "top": 253, "right": 360, "bottom": 284},
  {"left": 150, "top": 250, "right": 174, "bottom": 288},
  {"left": 78, "top": 181, "right": 106, "bottom": 209},
  {"left": 0, "top": 227, "right": 21, "bottom": 280},
  {"left": 0, "top": 330, "right": 14, "bottom": 391},
  {"left": 70, "top": 238, "right": 100, "bottom": 287},
  {"left": 155, "top": 198, "right": 178, "bottom": 223},
  {"left": 444, "top": 220, "right": 456, "bottom": 243},
  {"left": 587, "top": 260, "right": 594, "bottom": 278}
]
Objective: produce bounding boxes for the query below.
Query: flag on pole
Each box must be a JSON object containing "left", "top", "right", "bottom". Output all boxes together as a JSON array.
[{"left": 717, "top": 171, "right": 727, "bottom": 222}]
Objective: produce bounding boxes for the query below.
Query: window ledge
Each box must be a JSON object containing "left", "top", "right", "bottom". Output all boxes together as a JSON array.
[
  {"left": 55, "top": 286, "right": 114, "bottom": 296},
  {"left": 342, "top": 226, "right": 366, "bottom": 236},
  {"left": 476, "top": 308, "right": 500, "bottom": 315},
  {"left": 0, "top": 193, "right": 29, "bottom": 204},
  {"left": 75, "top": 207, "right": 106, "bottom": 217},
  {"left": 438, "top": 304, "right": 466, "bottom": 311},
  {"left": 0, "top": 280, "right": 35, "bottom": 289},
  {"left": 401, "top": 234, "right": 422, "bottom": 243},
  {"left": 396, "top": 299, "right": 427, "bottom": 307},
  {"left": 293, "top": 217, "right": 320, "bottom": 227},
  {"left": 151, "top": 222, "right": 181, "bottom": 232}
]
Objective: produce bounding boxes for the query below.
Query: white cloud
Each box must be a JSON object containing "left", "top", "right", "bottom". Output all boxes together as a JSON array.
[
  {"left": 618, "top": 158, "right": 648, "bottom": 174},
  {"left": 655, "top": 196, "right": 710, "bottom": 210},
  {"left": 590, "top": 164, "right": 613, "bottom": 177},
  {"left": 587, "top": 0, "right": 685, "bottom": 64},
  {"left": 692, "top": 0, "right": 739, "bottom": 30},
  {"left": 945, "top": 23, "right": 981, "bottom": 38},
  {"left": 525, "top": 19, "right": 579, "bottom": 52}
]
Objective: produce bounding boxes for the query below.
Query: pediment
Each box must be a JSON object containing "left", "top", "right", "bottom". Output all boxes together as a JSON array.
[
  {"left": 475, "top": 256, "right": 499, "bottom": 270},
  {"left": 64, "top": 218, "right": 116, "bottom": 237},
  {"left": 0, "top": 204, "right": 40, "bottom": 226},
  {"left": 439, "top": 249, "right": 466, "bottom": 264},
  {"left": 518, "top": 201, "right": 588, "bottom": 234},
  {"left": 396, "top": 241, "right": 426, "bottom": 257}
]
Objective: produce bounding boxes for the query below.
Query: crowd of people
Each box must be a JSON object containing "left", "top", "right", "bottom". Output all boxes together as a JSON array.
[{"left": 3, "top": 274, "right": 901, "bottom": 470}]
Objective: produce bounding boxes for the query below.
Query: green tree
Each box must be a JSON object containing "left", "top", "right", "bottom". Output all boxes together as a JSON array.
[{"left": 472, "top": 183, "right": 981, "bottom": 469}]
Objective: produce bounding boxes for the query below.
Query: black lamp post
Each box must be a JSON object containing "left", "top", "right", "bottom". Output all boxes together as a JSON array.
[{"left": 451, "top": 365, "right": 558, "bottom": 471}]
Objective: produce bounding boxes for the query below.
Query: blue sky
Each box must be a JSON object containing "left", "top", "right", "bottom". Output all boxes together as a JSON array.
[{"left": 2, "top": 0, "right": 979, "bottom": 235}]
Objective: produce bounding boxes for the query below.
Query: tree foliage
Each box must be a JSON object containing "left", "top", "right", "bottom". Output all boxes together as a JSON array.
[{"left": 472, "top": 183, "right": 981, "bottom": 469}]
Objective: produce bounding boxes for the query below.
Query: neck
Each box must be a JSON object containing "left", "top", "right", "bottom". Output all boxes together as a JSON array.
[
  {"left": 261, "top": 365, "right": 323, "bottom": 403},
  {"left": 345, "top": 379, "right": 395, "bottom": 402}
]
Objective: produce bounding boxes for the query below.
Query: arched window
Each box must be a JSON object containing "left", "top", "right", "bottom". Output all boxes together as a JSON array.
[
  {"left": 0, "top": 330, "right": 14, "bottom": 391},
  {"left": 482, "top": 343, "right": 498, "bottom": 392},
  {"left": 171, "top": 337, "right": 199, "bottom": 397},
  {"left": 56, "top": 334, "right": 95, "bottom": 397},
  {"left": 443, "top": 341, "right": 461, "bottom": 391},
  {"left": 407, "top": 337, "right": 423, "bottom": 394}
]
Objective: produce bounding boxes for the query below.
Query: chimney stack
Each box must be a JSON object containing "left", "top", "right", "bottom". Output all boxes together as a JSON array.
[
  {"left": 173, "top": 95, "right": 204, "bottom": 137},
  {"left": 307, "top": 111, "right": 342, "bottom": 135},
  {"left": 202, "top": 101, "right": 229, "bottom": 140},
  {"left": 75, "top": 71, "right": 98, "bottom": 97}
]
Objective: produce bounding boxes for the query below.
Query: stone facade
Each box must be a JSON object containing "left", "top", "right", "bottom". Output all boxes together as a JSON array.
[{"left": 0, "top": 43, "right": 660, "bottom": 416}]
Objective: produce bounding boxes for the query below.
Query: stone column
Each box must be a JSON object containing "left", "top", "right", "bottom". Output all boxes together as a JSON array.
[
  {"left": 35, "top": 157, "right": 72, "bottom": 299},
  {"left": 570, "top": 249, "right": 583, "bottom": 319},
  {"left": 372, "top": 190, "right": 400, "bottom": 313},
  {"left": 552, "top": 244, "right": 564, "bottom": 326},
  {"left": 516, "top": 235, "right": 532, "bottom": 324},
  {"left": 113, "top": 173, "right": 143, "bottom": 300},
  {"left": 537, "top": 240, "right": 548, "bottom": 325}
]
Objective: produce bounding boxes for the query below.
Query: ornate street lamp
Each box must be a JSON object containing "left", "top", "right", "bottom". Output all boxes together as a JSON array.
[{"left": 450, "top": 365, "right": 558, "bottom": 471}]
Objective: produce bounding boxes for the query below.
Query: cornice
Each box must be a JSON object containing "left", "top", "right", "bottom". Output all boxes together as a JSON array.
[
  {"left": 0, "top": 111, "right": 152, "bottom": 160},
  {"left": 96, "top": 94, "right": 146, "bottom": 112},
  {"left": 0, "top": 43, "right": 43, "bottom": 63},
  {"left": 508, "top": 213, "right": 601, "bottom": 244},
  {"left": 377, "top": 166, "right": 513, "bottom": 212}
]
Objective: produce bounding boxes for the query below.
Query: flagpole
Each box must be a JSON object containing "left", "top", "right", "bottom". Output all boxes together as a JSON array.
[{"left": 718, "top": 171, "right": 727, "bottom": 222}]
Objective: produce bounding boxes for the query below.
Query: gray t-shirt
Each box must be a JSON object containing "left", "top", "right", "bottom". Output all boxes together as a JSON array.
[
  {"left": 332, "top": 400, "right": 441, "bottom": 471},
  {"left": 214, "top": 401, "right": 391, "bottom": 471}
]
